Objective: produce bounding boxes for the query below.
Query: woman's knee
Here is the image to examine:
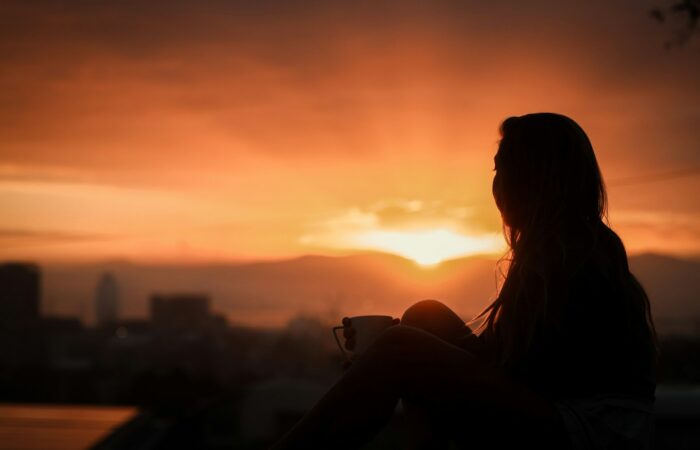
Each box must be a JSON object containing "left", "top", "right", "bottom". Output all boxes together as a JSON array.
[
  {"left": 401, "top": 299, "right": 466, "bottom": 341},
  {"left": 366, "top": 325, "right": 432, "bottom": 364},
  {"left": 372, "top": 324, "right": 418, "bottom": 350}
]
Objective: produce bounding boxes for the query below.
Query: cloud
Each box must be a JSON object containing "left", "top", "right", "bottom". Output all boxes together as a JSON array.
[
  {"left": 0, "top": 228, "right": 117, "bottom": 248},
  {"left": 613, "top": 210, "right": 700, "bottom": 227},
  {"left": 611, "top": 209, "right": 700, "bottom": 256},
  {"left": 303, "top": 199, "right": 480, "bottom": 236},
  {"left": 367, "top": 199, "right": 476, "bottom": 229},
  {"left": 298, "top": 198, "right": 505, "bottom": 260}
]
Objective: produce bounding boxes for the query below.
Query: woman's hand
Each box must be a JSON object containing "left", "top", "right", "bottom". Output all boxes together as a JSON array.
[
  {"left": 340, "top": 316, "right": 400, "bottom": 370},
  {"left": 341, "top": 316, "right": 356, "bottom": 351}
]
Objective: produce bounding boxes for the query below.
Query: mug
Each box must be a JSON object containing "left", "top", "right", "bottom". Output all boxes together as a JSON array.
[{"left": 332, "top": 315, "right": 396, "bottom": 361}]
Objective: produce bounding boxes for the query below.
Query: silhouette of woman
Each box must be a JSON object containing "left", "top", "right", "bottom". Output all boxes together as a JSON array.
[{"left": 270, "top": 113, "right": 658, "bottom": 450}]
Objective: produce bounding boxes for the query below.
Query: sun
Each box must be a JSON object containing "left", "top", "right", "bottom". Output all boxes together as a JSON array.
[{"left": 350, "top": 228, "right": 505, "bottom": 266}]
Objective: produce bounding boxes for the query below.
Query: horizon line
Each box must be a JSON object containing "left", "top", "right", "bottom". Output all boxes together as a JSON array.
[{"left": 2, "top": 249, "right": 699, "bottom": 268}]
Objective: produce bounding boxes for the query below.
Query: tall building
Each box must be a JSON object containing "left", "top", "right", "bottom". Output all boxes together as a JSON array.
[
  {"left": 95, "top": 273, "right": 119, "bottom": 326},
  {"left": 0, "top": 263, "right": 40, "bottom": 327},
  {"left": 150, "top": 293, "right": 211, "bottom": 333}
]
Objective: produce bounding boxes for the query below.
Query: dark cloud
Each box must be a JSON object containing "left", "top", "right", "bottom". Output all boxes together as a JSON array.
[{"left": 0, "top": 0, "right": 698, "bottom": 178}]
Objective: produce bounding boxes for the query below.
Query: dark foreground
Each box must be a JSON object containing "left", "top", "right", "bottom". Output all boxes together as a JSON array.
[{"left": 2, "top": 385, "right": 695, "bottom": 450}]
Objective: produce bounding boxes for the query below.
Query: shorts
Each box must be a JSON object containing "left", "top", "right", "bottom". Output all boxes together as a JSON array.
[{"left": 554, "top": 394, "right": 655, "bottom": 450}]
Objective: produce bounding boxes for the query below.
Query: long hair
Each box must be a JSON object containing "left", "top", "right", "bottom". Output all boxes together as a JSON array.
[{"left": 473, "top": 113, "right": 658, "bottom": 368}]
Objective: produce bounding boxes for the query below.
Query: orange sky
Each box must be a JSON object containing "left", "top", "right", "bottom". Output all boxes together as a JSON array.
[{"left": 1, "top": 0, "right": 699, "bottom": 264}]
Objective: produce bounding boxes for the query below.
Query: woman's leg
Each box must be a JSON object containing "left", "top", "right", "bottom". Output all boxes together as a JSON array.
[
  {"left": 400, "top": 299, "right": 470, "bottom": 450},
  {"left": 400, "top": 396, "right": 451, "bottom": 450},
  {"left": 270, "top": 320, "right": 568, "bottom": 450},
  {"left": 401, "top": 299, "right": 470, "bottom": 343}
]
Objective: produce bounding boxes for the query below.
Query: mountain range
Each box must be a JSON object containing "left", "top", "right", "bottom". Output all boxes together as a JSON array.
[{"left": 37, "top": 252, "right": 700, "bottom": 334}]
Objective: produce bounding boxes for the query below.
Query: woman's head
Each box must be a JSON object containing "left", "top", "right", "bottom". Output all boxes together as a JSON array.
[
  {"left": 475, "top": 113, "right": 657, "bottom": 369},
  {"left": 492, "top": 113, "right": 606, "bottom": 247}
]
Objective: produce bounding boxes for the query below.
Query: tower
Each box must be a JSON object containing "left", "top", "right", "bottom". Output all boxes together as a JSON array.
[{"left": 95, "top": 273, "right": 119, "bottom": 326}]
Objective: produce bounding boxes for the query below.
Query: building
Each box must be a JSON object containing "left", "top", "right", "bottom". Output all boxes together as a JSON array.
[
  {"left": 150, "top": 294, "right": 211, "bottom": 333},
  {"left": 95, "top": 273, "right": 119, "bottom": 327},
  {"left": 0, "top": 263, "right": 40, "bottom": 327}
]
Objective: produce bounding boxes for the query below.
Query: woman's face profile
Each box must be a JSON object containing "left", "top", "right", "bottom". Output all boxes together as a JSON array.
[{"left": 491, "top": 151, "right": 507, "bottom": 224}]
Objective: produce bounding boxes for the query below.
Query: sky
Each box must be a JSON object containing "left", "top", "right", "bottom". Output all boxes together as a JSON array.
[{"left": 1, "top": 0, "right": 699, "bottom": 265}]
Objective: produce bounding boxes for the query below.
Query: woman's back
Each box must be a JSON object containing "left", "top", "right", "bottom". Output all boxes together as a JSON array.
[
  {"left": 498, "top": 231, "right": 657, "bottom": 401},
  {"left": 512, "top": 264, "right": 655, "bottom": 400}
]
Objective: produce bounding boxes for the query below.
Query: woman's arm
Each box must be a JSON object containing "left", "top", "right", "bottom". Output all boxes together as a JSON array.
[{"left": 454, "top": 330, "right": 491, "bottom": 362}]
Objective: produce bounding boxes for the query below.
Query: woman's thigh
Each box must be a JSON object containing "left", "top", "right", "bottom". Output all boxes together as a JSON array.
[
  {"left": 365, "top": 325, "right": 570, "bottom": 449},
  {"left": 401, "top": 299, "right": 468, "bottom": 344}
]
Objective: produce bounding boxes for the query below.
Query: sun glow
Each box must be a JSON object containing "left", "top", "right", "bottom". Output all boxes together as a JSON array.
[{"left": 351, "top": 228, "right": 506, "bottom": 266}]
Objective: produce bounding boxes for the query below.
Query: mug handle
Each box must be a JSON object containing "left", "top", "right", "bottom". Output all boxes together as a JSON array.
[{"left": 332, "top": 325, "right": 351, "bottom": 362}]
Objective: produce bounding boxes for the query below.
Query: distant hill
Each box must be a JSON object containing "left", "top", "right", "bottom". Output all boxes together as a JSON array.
[
  {"left": 37, "top": 252, "right": 700, "bottom": 333},
  {"left": 629, "top": 253, "right": 700, "bottom": 335}
]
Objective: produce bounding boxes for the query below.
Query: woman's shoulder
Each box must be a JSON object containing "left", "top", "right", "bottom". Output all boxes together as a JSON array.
[
  {"left": 547, "top": 253, "right": 629, "bottom": 342},
  {"left": 564, "top": 249, "right": 623, "bottom": 301}
]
